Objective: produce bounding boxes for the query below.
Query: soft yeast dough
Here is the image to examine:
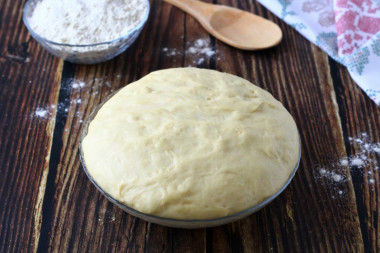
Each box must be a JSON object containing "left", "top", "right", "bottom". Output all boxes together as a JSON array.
[{"left": 82, "top": 68, "right": 299, "bottom": 220}]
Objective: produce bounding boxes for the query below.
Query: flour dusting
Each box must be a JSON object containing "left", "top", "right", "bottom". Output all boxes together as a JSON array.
[
  {"left": 350, "top": 158, "right": 365, "bottom": 167},
  {"left": 162, "top": 38, "right": 221, "bottom": 65},
  {"left": 187, "top": 39, "right": 216, "bottom": 57},
  {"left": 340, "top": 159, "right": 349, "bottom": 166},
  {"left": 318, "top": 168, "right": 346, "bottom": 183},
  {"left": 32, "top": 78, "right": 98, "bottom": 121},
  {"left": 72, "top": 81, "right": 85, "bottom": 89},
  {"left": 341, "top": 133, "right": 380, "bottom": 168},
  {"left": 35, "top": 108, "right": 49, "bottom": 118},
  {"left": 315, "top": 132, "right": 379, "bottom": 198},
  {"left": 98, "top": 208, "right": 116, "bottom": 225}
]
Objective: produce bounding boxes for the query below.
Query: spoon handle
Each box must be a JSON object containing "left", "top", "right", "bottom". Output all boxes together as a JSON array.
[{"left": 164, "top": 0, "right": 216, "bottom": 21}]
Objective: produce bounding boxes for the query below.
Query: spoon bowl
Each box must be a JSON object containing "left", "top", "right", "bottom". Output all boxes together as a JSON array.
[{"left": 165, "top": 0, "right": 282, "bottom": 50}]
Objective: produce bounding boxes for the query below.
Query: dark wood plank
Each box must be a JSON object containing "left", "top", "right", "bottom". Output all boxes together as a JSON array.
[
  {"left": 329, "top": 59, "right": 380, "bottom": 253},
  {"left": 0, "top": 0, "right": 63, "bottom": 252}
]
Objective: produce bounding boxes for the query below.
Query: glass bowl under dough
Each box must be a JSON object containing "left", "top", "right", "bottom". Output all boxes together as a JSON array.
[
  {"left": 79, "top": 88, "right": 301, "bottom": 229},
  {"left": 22, "top": 0, "right": 150, "bottom": 64}
]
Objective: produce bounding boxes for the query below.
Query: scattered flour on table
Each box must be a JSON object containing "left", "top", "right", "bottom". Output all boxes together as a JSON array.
[
  {"left": 315, "top": 132, "right": 379, "bottom": 198},
  {"left": 33, "top": 78, "right": 116, "bottom": 123},
  {"left": 28, "top": 0, "right": 148, "bottom": 44},
  {"left": 161, "top": 38, "right": 221, "bottom": 65},
  {"left": 98, "top": 208, "right": 116, "bottom": 225},
  {"left": 35, "top": 108, "right": 50, "bottom": 118},
  {"left": 342, "top": 133, "right": 380, "bottom": 167},
  {"left": 318, "top": 168, "right": 345, "bottom": 182},
  {"left": 72, "top": 81, "right": 85, "bottom": 89},
  {"left": 187, "top": 39, "right": 216, "bottom": 57},
  {"left": 162, "top": 47, "right": 179, "bottom": 56}
]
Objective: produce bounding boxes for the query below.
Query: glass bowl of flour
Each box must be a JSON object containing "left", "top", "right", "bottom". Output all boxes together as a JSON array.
[{"left": 23, "top": 0, "right": 150, "bottom": 64}]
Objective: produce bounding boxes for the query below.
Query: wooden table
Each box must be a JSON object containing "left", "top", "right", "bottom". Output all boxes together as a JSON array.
[{"left": 1, "top": 0, "right": 379, "bottom": 252}]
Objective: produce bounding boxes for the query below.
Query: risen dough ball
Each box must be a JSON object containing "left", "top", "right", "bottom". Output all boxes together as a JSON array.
[{"left": 82, "top": 68, "right": 299, "bottom": 219}]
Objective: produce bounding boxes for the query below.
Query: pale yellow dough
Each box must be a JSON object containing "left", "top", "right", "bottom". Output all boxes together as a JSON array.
[{"left": 82, "top": 68, "right": 299, "bottom": 220}]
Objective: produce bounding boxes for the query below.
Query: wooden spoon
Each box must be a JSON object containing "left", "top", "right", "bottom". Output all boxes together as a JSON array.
[{"left": 164, "top": 0, "right": 282, "bottom": 50}]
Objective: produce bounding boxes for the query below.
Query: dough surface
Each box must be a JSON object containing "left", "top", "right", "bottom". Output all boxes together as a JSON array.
[{"left": 82, "top": 68, "right": 299, "bottom": 219}]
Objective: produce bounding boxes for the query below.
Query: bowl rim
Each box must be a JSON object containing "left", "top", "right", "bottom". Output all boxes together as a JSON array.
[
  {"left": 78, "top": 88, "right": 302, "bottom": 226},
  {"left": 22, "top": 0, "right": 150, "bottom": 47}
]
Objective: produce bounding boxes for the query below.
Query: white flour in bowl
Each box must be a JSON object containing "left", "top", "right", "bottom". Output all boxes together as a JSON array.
[{"left": 28, "top": 0, "right": 148, "bottom": 44}]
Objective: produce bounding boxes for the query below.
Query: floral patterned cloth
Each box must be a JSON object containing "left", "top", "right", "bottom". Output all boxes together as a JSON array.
[{"left": 258, "top": 0, "right": 380, "bottom": 105}]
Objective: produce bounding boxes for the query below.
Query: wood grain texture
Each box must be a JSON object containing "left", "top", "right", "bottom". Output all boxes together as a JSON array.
[
  {"left": 329, "top": 59, "right": 380, "bottom": 253},
  {"left": 0, "top": 0, "right": 63, "bottom": 252},
  {"left": 0, "top": 0, "right": 379, "bottom": 252}
]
